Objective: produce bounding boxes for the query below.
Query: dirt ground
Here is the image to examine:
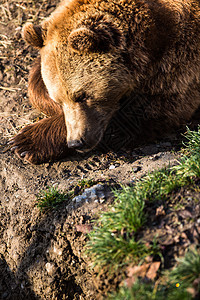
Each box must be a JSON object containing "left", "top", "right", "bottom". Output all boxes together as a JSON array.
[{"left": 0, "top": 1, "right": 199, "bottom": 299}]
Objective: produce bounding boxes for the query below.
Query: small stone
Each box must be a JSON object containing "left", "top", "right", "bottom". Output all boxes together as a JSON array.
[
  {"left": 109, "top": 165, "right": 115, "bottom": 170},
  {"left": 187, "top": 197, "right": 193, "bottom": 201},
  {"left": 99, "top": 198, "right": 105, "bottom": 204},
  {"left": 151, "top": 153, "right": 162, "bottom": 160},
  {"left": 132, "top": 166, "right": 142, "bottom": 173},
  {"left": 73, "top": 195, "right": 82, "bottom": 202},
  {"left": 85, "top": 187, "right": 96, "bottom": 195},
  {"left": 71, "top": 184, "right": 105, "bottom": 204},
  {"left": 84, "top": 188, "right": 92, "bottom": 194},
  {"left": 45, "top": 262, "right": 57, "bottom": 276},
  {"left": 95, "top": 184, "right": 104, "bottom": 190},
  {"left": 53, "top": 246, "right": 62, "bottom": 256}
]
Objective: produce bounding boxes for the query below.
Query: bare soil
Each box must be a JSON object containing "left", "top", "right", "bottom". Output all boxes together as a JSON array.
[{"left": 0, "top": 1, "right": 199, "bottom": 299}]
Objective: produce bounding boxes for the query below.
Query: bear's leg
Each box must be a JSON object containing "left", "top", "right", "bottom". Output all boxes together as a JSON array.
[
  {"left": 28, "top": 56, "right": 63, "bottom": 116},
  {"left": 9, "top": 57, "right": 73, "bottom": 164},
  {"left": 9, "top": 113, "right": 74, "bottom": 164}
]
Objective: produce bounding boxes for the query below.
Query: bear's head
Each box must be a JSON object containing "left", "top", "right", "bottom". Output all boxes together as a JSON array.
[{"left": 22, "top": 10, "right": 133, "bottom": 152}]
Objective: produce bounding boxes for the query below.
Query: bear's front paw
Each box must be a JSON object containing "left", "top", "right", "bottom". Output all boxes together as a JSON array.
[
  {"left": 9, "top": 123, "right": 48, "bottom": 164},
  {"left": 9, "top": 116, "right": 71, "bottom": 164},
  {"left": 9, "top": 113, "right": 73, "bottom": 164}
]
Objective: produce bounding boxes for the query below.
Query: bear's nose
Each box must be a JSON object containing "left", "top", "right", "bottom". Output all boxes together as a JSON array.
[{"left": 67, "top": 139, "right": 85, "bottom": 150}]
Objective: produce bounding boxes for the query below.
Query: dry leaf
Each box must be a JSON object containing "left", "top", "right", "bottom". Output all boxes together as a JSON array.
[
  {"left": 178, "top": 209, "right": 193, "bottom": 219},
  {"left": 126, "top": 261, "right": 160, "bottom": 287},
  {"left": 127, "top": 263, "right": 150, "bottom": 278},
  {"left": 146, "top": 262, "right": 161, "bottom": 280},
  {"left": 125, "top": 276, "right": 137, "bottom": 287},
  {"left": 187, "top": 287, "right": 196, "bottom": 297},
  {"left": 159, "top": 235, "right": 174, "bottom": 245},
  {"left": 76, "top": 224, "right": 92, "bottom": 233},
  {"left": 156, "top": 205, "right": 165, "bottom": 217}
]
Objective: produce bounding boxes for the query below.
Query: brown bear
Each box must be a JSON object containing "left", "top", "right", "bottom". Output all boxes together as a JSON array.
[{"left": 10, "top": 0, "right": 200, "bottom": 164}]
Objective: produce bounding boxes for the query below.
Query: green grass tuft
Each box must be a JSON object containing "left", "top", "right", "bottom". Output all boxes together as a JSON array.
[
  {"left": 86, "top": 127, "right": 200, "bottom": 271},
  {"left": 36, "top": 186, "right": 69, "bottom": 211},
  {"left": 87, "top": 231, "right": 159, "bottom": 268},
  {"left": 174, "top": 126, "right": 200, "bottom": 178},
  {"left": 108, "top": 186, "right": 146, "bottom": 232},
  {"left": 86, "top": 184, "right": 160, "bottom": 268}
]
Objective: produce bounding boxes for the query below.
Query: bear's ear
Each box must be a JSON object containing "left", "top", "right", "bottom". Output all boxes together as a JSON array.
[
  {"left": 68, "top": 23, "right": 125, "bottom": 53},
  {"left": 68, "top": 27, "right": 99, "bottom": 53},
  {"left": 22, "top": 23, "right": 45, "bottom": 48}
]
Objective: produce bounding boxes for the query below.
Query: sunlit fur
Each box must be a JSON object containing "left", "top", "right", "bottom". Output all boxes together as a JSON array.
[{"left": 11, "top": 0, "right": 200, "bottom": 164}]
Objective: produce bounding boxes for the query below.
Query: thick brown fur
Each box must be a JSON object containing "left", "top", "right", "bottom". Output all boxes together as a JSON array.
[
  {"left": 10, "top": 0, "right": 200, "bottom": 164},
  {"left": 28, "top": 57, "right": 63, "bottom": 117}
]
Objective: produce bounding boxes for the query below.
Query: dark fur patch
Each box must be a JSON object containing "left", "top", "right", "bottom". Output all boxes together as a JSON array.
[
  {"left": 10, "top": 57, "right": 72, "bottom": 164},
  {"left": 22, "top": 23, "right": 44, "bottom": 48},
  {"left": 28, "top": 57, "right": 63, "bottom": 117}
]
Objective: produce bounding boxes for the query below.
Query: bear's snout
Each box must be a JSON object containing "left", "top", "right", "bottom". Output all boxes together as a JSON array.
[
  {"left": 67, "top": 139, "right": 85, "bottom": 150},
  {"left": 63, "top": 101, "right": 109, "bottom": 153}
]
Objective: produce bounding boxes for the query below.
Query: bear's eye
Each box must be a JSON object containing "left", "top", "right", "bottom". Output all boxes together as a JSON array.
[{"left": 74, "top": 92, "right": 87, "bottom": 103}]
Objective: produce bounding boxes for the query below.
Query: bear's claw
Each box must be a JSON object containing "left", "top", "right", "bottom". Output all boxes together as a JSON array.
[
  {"left": 21, "top": 151, "right": 29, "bottom": 157},
  {"left": 10, "top": 146, "right": 18, "bottom": 151}
]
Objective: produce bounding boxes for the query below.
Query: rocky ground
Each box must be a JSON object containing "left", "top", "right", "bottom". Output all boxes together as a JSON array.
[{"left": 0, "top": 1, "right": 199, "bottom": 299}]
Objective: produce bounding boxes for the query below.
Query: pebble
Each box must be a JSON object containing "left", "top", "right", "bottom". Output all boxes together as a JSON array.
[
  {"left": 109, "top": 164, "right": 115, "bottom": 170},
  {"left": 150, "top": 153, "right": 163, "bottom": 160},
  {"left": 53, "top": 246, "right": 62, "bottom": 256},
  {"left": 99, "top": 198, "right": 105, "bottom": 204},
  {"left": 70, "top": 184, "right": 106, "bottom": 205},
  {"left": 187, "top": 197, "right": 193, "bottom": 201},
  {"left": 45, "top": 262, "right": 57, "bottom": 276},
  {"left": 132, "top": 166, "right": 142, "bottom": 173}
]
